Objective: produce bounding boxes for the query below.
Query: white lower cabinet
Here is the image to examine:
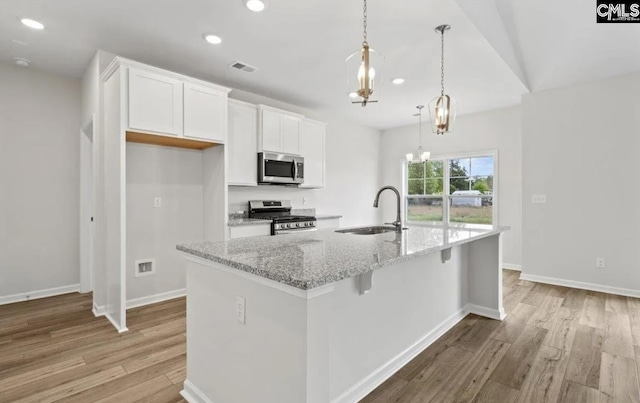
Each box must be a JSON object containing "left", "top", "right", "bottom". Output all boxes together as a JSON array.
[
  {"left": 228, "top": 100, "right": 258, "bottom": 186},
  {"left": 228, "top": 224, "right": 271, "bottom": 239}
]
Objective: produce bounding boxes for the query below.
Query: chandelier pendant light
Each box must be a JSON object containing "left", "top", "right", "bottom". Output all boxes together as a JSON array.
[
  {"left": 346, "top": 0, "right": 383, "bottom": 107},
  {"left": 406, "top": 105, "right": 431, "bottom": 163},
  {"left": 429, "top": 24, "right": 456, "bottom": 134}
]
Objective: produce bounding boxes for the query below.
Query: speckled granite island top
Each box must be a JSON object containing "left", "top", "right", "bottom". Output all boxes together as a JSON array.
[{"left": 177, "top": 224, "right": 509, "bottom": 290}]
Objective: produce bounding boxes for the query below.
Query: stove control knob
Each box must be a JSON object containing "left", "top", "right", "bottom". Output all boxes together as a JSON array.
[
  {"left": 285, "top": 224, "right": 291, "bottom": 228},
  {"left": 294, "top": 223, "right": 299, "bottom": 228}
]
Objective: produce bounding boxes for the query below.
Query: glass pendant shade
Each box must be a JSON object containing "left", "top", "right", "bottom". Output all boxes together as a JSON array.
[
  {"left": 346, "top": 45, "right": 383, "bottom": 106},
  {"left": 406, "top": 105, "right": 430, "bottom": 163},
  {"left": 429, "top": 94, "right": 456, "bottom": 134}
]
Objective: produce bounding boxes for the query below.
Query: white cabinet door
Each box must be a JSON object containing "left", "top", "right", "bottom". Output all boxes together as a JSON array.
[
  {"left": 299, "top": 119, "right": 326, "bottom": 188},
  {"left": 261, "top": 109, "right": 281, "bottom": 153},
  {"left": 228, "top": 101, "right": 258, "bottom": 186},
  {"left": 128, "top": 68, "right": 183, "bottom": 136},
  {"left": 281, "top": 115, "right": 300, "bottom": 155},
  {"left": 184, "top": 82, "right": 228, "bottom": 143}
]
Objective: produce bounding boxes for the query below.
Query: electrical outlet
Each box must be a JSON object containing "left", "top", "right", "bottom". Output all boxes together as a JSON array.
[
  {"left": 236, "top": 296, "right": 246, "bottom": 324},
  {"left": 596, "top": 258, "right": 606, "bottom": 268},
  {"left": 303, "top": 197, "right": 308, "bottom": 205},
  {"left": 532, "top": 195, "right": 547, "bottom": 204},
  {"left": 154, "top": 197, "right": 162, "bottom": 207}
]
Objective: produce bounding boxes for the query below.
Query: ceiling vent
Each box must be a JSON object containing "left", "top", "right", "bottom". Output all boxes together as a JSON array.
[{"left": 229, "top": 61, "right": 257, "bottom": 73}]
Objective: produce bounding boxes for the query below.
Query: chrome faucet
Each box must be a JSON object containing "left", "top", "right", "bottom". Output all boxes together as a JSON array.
[{"left": 373, "top": 186, "right": 405, "bottom": 232}]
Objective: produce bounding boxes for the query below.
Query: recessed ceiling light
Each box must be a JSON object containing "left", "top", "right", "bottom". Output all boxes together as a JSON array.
[
  {"left": 391, "top": 78, "right": 405, "bottom": 85},
  {"left": 348, "top": 92, "right": 359, "bottom": 98},
  {"left": 20, "top": 18, "right": 44, "bottom": 30},
  {"left": 14, "top": 58, "right": 31, "bottom": 67},
  {"left": 244, "top": 0, "right": 266, "bottom": 12},
  {"left": 203, "top": 34, "right": 222, "bottom": 45}
]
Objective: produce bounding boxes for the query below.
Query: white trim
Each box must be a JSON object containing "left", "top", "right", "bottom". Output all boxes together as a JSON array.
[
  {"left": 0, "top": 284, "right": 80, "bottom": 306},
  {"left": 503, "top": 263, "right": 522, "bottom": 272},
  {"left": 105, "top": 313, "right": 129, "bottom": 333},
  {"left": 467, "top": 303, "right": 507, "bottom": 320},
  {"left": 181, "top": 379, "right": 214, "bottom": 403},
  {"left": 100, "top": 57, "right": 232, "bottom": 94},
  {"left": 93, "top": 305, "right": 106, "bottom": 317},
  {"left": 520, "top": 273, "right": 640, "bottom": 299},
  {"left": 126, "top": 288, "right": 186, "bottom": 309},
  {"left": 182, "top": 253, "right": 336, "bottom": 299},
  {"left": 331, "top": 305, "right": 469, "bottom": 403}
]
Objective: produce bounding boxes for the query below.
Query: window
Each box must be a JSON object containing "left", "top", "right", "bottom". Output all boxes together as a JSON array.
[{"left": 405, "top": 152, "right": 496, "bottom": 226}]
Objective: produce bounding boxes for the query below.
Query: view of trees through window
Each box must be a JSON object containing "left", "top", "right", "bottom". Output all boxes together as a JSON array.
[{"left": 407, "top": 155, "right": 494, "bottom": 225}]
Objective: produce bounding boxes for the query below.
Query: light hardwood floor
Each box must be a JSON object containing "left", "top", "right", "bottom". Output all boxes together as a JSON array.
[
  {"left": 2, "top": 270, "right": 640, "bottom": 402},
  {"left": 362, "top": 270, "right": 640, "bottom": 402},
  {"left": 0, "top": 294, "right": 187, "bottom": 403}
]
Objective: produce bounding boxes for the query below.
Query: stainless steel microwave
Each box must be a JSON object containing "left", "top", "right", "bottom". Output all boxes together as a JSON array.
[{"left": 258, "top": 152, "right": 304, "bottom": 185}]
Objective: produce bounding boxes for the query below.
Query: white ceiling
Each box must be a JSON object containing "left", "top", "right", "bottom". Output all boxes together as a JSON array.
[{"left": 0, "top": 0, "right": 637, "bottom": 129}]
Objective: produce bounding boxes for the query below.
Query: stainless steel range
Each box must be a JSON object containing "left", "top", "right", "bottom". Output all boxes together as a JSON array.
[{"left": 248, "top": 200, "right": 317, "bottom": 235}]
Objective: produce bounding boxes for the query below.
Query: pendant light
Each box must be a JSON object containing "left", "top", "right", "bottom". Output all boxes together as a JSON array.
[
  {"left": 406, "top": 105, "right": 431, "bottom": 163},
  {"left": 429, "top": 24, "right": 456, "bottom": 135},
  {"left": 346, "top": 0, "right": 383, "bottom": 107}
]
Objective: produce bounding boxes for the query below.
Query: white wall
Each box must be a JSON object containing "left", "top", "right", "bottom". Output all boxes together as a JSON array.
[
  {"left": 126, "top": 143, "right": 204, "bottom": 301},
  {"left": 379, "top": 106, "right": 523, "bottom": 267},
  {"left": 522, "top": 71, "right": 640, "bottom": 292},
  {"left": 0, "top": 62, "right": 81, "bottom": 299},
  {"left": 228, "top": 90, "right": 382, "bottom": 228}
]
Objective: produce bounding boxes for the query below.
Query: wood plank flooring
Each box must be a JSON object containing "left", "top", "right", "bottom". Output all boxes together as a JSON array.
[
  {"left": 0, "top": 293, "right": 186, "bottom": 402},
  {"left": 2, "top": 270, "right": 640, "bottom": 402},
  {"left": 362, "top": 270, "right": 640, "bottom": 402}
]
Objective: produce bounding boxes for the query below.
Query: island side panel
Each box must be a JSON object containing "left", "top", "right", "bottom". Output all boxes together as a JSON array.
[
  {"left": 467, "top": 233, "right": 505, "bottom": 320},
  {"left": 183, "top": 259, "right": 330, "bottom": 403},
  {"left": 329, "top": 246, "right": 469, "bottom": 402}
]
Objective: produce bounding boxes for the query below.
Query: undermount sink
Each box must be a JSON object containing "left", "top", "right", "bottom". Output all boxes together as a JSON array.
[{"left": 336, "top": 226, "right": 398, "bottom": 235}]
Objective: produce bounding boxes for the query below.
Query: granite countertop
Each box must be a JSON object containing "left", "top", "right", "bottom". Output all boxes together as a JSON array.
[
  {"left": 228, "top": 218, "right": 273, "bottom": 227},
  {"left": 178, "top": 224, "right": 509, "bottom": 290},
  {"left": 315, "top": 214, "right": 342, "bottom": 220},
  {"left": 228, "top": 214, "right": 342, "bottom": 226}
]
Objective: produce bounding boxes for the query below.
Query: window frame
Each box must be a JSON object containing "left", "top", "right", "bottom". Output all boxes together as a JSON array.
[{"left": 402, "top": 150, "right": 498, "bottom": 227}]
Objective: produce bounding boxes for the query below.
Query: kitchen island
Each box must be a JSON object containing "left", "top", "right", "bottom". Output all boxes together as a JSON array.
[{"left": 177, "top": 224, "right": 508, "bottom": 403}]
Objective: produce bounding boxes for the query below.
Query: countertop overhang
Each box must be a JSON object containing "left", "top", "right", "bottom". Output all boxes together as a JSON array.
[{"left": 177, "top": 224, "right": 509, "bottom": 290}]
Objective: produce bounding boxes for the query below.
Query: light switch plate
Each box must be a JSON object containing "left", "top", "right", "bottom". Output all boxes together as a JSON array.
[
  {"left": 154, "top": 197, "right": 162, "bottom": 207},
  {"left": 532, "top": 195, "right": 547, "bottom": 204},
  {"left": 236, "top": 296, "right": 246, "bottom": 324}
]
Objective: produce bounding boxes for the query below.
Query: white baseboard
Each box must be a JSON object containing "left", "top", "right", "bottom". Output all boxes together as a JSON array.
[
  {"left": 503, "top": 263, "right": 522, "bottom": 272},
  {"left": 105, "top": 313, "right": 128, "bottom": 333},
  {"left": 520, "top": 273, "right": 640, "bottom": 299},
  {"left": 467, "top": 303, "right": 507, "bottom": 320},
  {"left": 331, "top": 306, "right": 470, "bottom": 403},
  {"left": 126, "top": 288, "right": 186, "bottom": 310},
  {"left": 181, "top": 379, "right": 214, "bottom": 403},
  {"left": 0, "top": 284, "right": 80, "bottom": 306},
  {"left": 93, "top": 305, "right": 106, "bottom": 317}
]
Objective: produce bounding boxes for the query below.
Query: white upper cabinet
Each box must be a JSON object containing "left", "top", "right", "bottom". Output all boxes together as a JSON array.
[
  {"left": 299, "top": 119, "right": 326, "bottom": 189},
  {"left": 228, "top": 100, "right": 258, "bottom": 186},
  {"left": 258, "top": 105, "right": 302, "bottom": 155},
  {"left": 184, "top": 82, "right": 228, "bottom": 143},
  {"left": 281, "top": 115, "right": 300, "bottom": 155},
  {"left": 126, "top": 64, "right": 230, "bottom": 142},
  {"left": 128, "top": 68, "right": 183, "bottom": 136},
  {"left": 260, "top": 109, "right": 282, "bottom": 153}
]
